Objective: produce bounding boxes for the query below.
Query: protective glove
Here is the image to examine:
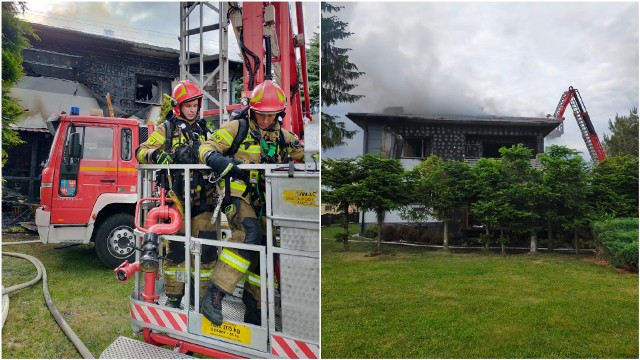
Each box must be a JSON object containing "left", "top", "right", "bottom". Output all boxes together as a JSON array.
[
  {"left": 206, "top": 151, "right": 248, "bottom": 182},
  {"left": 174, "top": 144, "right": 198, "bottom": 164},
  {"left": 229, "top": 164, "right": 249, "bottom": 183},
  {"left": 152, "top": 150, "right": 174, "bottom": 164}
]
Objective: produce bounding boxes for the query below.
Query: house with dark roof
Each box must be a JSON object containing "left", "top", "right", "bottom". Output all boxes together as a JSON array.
[{"left": 345, "top": 108, "right": 562, "bottom": 241}]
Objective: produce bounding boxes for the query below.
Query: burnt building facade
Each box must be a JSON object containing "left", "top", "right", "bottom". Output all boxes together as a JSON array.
[
  {"left": 347, "top": 110, "right": 561, "bottom": 168},
  {"left": 4, "top": 23, "right": 241, "bottom": 204},
  {"left": 346, "top": 110, "right": 562, "bottom": 239}
]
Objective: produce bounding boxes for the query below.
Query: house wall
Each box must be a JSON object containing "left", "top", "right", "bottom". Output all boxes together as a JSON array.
[
  {"left": 358, "top": 117, "right": 550, "bottom": 237},
  {"left": 23, "top": 45, "right": 178, "bottom": 117},
  {"left": 391, "top": 123, "right": 545, "bottom": 161}
]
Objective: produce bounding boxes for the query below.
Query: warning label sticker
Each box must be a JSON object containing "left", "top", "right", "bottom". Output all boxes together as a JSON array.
[
  {"left": 201, "top": 317, "right": 251, "bottom": 345},
  {"left": 283, "top": 190, "right": 318, "bottom": 206}
]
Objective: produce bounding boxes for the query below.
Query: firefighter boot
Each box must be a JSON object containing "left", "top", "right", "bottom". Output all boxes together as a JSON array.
[
  {"left": 201, "top": 282, "right": 225, "bottom": 326},
  {"left": 165, "top": 295, "right": 183, "bottom": 309},
  {"left": 242, "top": 285, "right": 261, "bottom": 326}
]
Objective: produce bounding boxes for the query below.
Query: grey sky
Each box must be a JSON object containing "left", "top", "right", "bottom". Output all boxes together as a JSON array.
[
  {"left": 323, "top": 2, "right": 639, "bottom": 159},
  {"left": 22, "top": 1, "right": 320, "bottom": 60}
]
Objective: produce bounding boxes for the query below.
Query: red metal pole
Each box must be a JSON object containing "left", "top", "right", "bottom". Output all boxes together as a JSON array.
[
  {"left": 296, "top": 2, "right": 311, "bottom": 122},
  {"left": 147, "top": 332, "right": 246, "bottom": 358},
  {"left": 275, "top": 3, "right": 293, "bottom": 132},
  {"left": 242, "top": 3, "right": 265, "bottom": 93}
]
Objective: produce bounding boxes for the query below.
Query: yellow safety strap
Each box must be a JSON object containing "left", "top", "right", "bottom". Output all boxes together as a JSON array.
[
  {"left": 136, "top": 149, "right": 148, "bottom": 163},
  {"left": 245, "top": 271, "right": 260, "bottom": 287},
  {"left": 150, "top": 131, "right": 166, "bottom": 144},
  {"left": 219, "top": 249, "right": 250, "bottom": 273},
  {"left": 190, "top": 269, "right": 214, "bottom": 279},
  {"left": 214, "top": 128, "right": 234, "bottom": 146},
  {"left": 163, "top": 267, "right": 182, "bottom": 279},
  {"left": 238, "top": 144, "right": 261, "bottom": 155},
  {"left": 218, "top": 180, "right": 247, "bottom": 192}
]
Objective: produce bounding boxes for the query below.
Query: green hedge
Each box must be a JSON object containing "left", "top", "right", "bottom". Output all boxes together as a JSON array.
[{"left": 592, "top": 218, "right": 638, "bottom": 272}]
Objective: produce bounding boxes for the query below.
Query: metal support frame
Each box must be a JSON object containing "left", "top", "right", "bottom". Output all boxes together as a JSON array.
[
  {"left": 179, "top": 2, "right": 230, "bottom": 125},
  {"left": 131, "top": 163, "right": 319, "bottom": 358}
]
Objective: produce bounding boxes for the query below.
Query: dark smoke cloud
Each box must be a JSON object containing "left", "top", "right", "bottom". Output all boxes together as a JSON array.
[{"left": 324, "top": 2, "right": 638, "bottom": 158}]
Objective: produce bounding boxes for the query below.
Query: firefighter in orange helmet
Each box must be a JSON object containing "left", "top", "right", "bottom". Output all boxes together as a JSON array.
[
  {"left": 198, "top": 80, "right": 304, "bottom": 326},
  {"left": 136, "top": 80, "right": 217, "bottom": 309}
]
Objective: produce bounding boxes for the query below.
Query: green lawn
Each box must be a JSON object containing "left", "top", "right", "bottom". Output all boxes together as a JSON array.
[
  {"left": 321, "top": 225, "right": 639, "bottom": 358},
  {"left": 2, "top": 232, "right": 140, "bottom": 358}
]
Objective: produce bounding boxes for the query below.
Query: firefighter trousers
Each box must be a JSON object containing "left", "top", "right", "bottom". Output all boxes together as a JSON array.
[
  {"left": 163, "top": 210, "right": 218, "bottom": 300},
  {"left": 210, "top": 197, "right": 264, "bottom": 311}
]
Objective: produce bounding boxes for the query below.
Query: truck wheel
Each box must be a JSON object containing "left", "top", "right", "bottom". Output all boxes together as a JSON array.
[{"left": 95, "top": 213, "right": 136, "bottom": 269}]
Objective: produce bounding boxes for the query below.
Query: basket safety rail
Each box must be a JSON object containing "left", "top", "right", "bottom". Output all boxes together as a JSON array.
[{"left": 124, "top": 163, "right": 319, "bottom": 359}]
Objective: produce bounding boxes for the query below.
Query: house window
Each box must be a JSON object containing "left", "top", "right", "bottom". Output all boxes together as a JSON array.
[
  {"left": 135, "top": 75, "right": 171, "bottom": 104},
  {"left": 402, "top": 137, "right": 431, "bottom": 158}
]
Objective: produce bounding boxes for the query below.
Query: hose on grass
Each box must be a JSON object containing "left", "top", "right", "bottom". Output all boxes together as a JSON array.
[{"left": 2, "top": 251, "right": 95, "bottom": 359}]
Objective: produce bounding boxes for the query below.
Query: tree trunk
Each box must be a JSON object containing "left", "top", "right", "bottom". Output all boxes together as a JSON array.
[
  {"left": 500, "top": 229, "right": 505, "bottom": 255},
  {"left": 530, "top": 229, "right": 537, "bottom": 253},
  {"left": 574, "top": 230, "right": 579, "bottom": 254},
  {"left": 376, "top": 211, "right": 385, "bottom": 253},
  {"left": 443, "top": 219, "right": 449, "bottom": 250},
  {"left": 485, "top": 226, "right": 490, "bottom": 251},
  {"left": 547, "top": 221, "right": 554, "bottom": 252},
  {"left": 342, "top": 204, "right": 349, "bottom": 251}
]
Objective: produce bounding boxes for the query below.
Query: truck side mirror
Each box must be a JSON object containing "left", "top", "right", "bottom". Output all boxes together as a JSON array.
[{"left": 69, "top": 132, "right": 82, "bottom": 159}]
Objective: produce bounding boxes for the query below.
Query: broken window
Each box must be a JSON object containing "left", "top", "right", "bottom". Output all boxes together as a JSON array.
[
  {"left": 135, "top": 75, "right": 171, "bottom": 104},
  {"left": 402, "top": 137, "right": 431, "bottom": 158}
]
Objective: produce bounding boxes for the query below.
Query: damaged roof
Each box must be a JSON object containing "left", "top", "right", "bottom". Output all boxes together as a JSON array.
[
  {"left": 29, "top": 22, "right": 180, "bottom": 60},
  {"left": 347, "top": 112, "right": 562, "bottom": 136}
]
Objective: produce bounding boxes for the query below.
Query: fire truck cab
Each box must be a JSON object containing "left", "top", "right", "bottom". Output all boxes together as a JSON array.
[{"left": 36, "top": 112, "right": 146, "bottom": 268}]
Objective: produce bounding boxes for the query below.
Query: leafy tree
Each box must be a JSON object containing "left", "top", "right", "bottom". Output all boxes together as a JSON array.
[
  {"left": 471, "top": 145, "right": 543, "bottom": 254},
  {"left": 603, "top": 108, "right": 639, "bottom": 157},
  {"left": 2, "top": 2, "right": 37, "bottom": 167},
  {"left": 306, "top": 32, "right": 320, "bottom": 112},
  {"left": 353, "top": 153, "right": 409, "bottom": 253},
  {"left": 404, "top": 155, "right": 471, "bottom": 250},
  {"left": 591, "top": 155, "right": 639, "bottom": 217},
  {"left": 498, "top": 145, "right": 544, "bottom": 253},
  {"left": 469, "top": 157, "right": 503, "bottom": 251},
  {"left": 322, "top": 157, "right": 361, "bottom": 250},
  {"left": 321, "top": 2, "right": 363, "bottom": 149},
  {"left": 539, "top": 145, "right": 592, "bottom": 252}
]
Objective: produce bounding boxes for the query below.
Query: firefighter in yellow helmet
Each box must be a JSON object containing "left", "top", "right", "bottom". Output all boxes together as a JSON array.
[
  {"left": 199, "top": 80, "right": 304, "bottom": 326},
  {"left": 136, "top": 80, "right": 217, "bottom": 309}
]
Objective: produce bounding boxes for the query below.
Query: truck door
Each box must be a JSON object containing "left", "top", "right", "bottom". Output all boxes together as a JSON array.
[{"left": 51, "top": 124, "right": 118, "bottom": 225}]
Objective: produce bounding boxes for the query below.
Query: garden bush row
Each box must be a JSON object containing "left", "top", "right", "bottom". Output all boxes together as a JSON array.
[{"left": 592, "top": 217, "right": 638, "bottom": 273}]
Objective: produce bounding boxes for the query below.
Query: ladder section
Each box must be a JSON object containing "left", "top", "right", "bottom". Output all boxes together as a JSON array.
[
  {"left": 568, "top": 88, "right": 606, "bottom": 164},
  {"left": 179, "top": 2, "right": 231, "bottom": 124}
]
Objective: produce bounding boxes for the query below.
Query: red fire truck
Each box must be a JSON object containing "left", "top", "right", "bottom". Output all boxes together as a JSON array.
[{"left": 35, "top": 113, "right": 146, "bottom": 268}]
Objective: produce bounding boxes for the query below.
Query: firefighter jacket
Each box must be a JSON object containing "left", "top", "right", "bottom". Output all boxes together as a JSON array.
[
  {"left": 136, "top": 115, "right": 216, "bottom": 211},
  {"left": 198, "top": 118, "right": 304, "bottom": 202}
]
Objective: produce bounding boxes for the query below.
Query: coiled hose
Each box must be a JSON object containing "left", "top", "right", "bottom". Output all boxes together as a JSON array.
[{"left": 2, "top": 246, "right": 95, "bottom": 359}]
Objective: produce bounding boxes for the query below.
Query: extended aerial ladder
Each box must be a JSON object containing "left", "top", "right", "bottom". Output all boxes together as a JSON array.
[{"left": 549, "top": 86, "right": 607, "bottom": 164}]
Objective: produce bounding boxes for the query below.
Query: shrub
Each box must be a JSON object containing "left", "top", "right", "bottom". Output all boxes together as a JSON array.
[
  {"left": 592, "top": 218, "right": 638, "bottom": 272},
  {"left": 398, "top": 225, "right": 420, "bottom": 242},
  {"left": 381, "top": 225, "right": 397, "bottom": 241},
  {"left": 364, "top": 226, "right": 378, "bottom": 239},
  {"left": 478, "top": 233, "right": 491, "bottom": 247},
  {"left": 419, "top": 230, "right": 443, "bottom": 244},
  {"left": 334, "top": 232, "right": 349, "bottom": 243}
]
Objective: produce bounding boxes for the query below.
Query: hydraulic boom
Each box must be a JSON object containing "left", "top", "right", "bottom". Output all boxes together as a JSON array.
[{"left": 549, "top": 86, "right": 606, "bottom": 164}]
